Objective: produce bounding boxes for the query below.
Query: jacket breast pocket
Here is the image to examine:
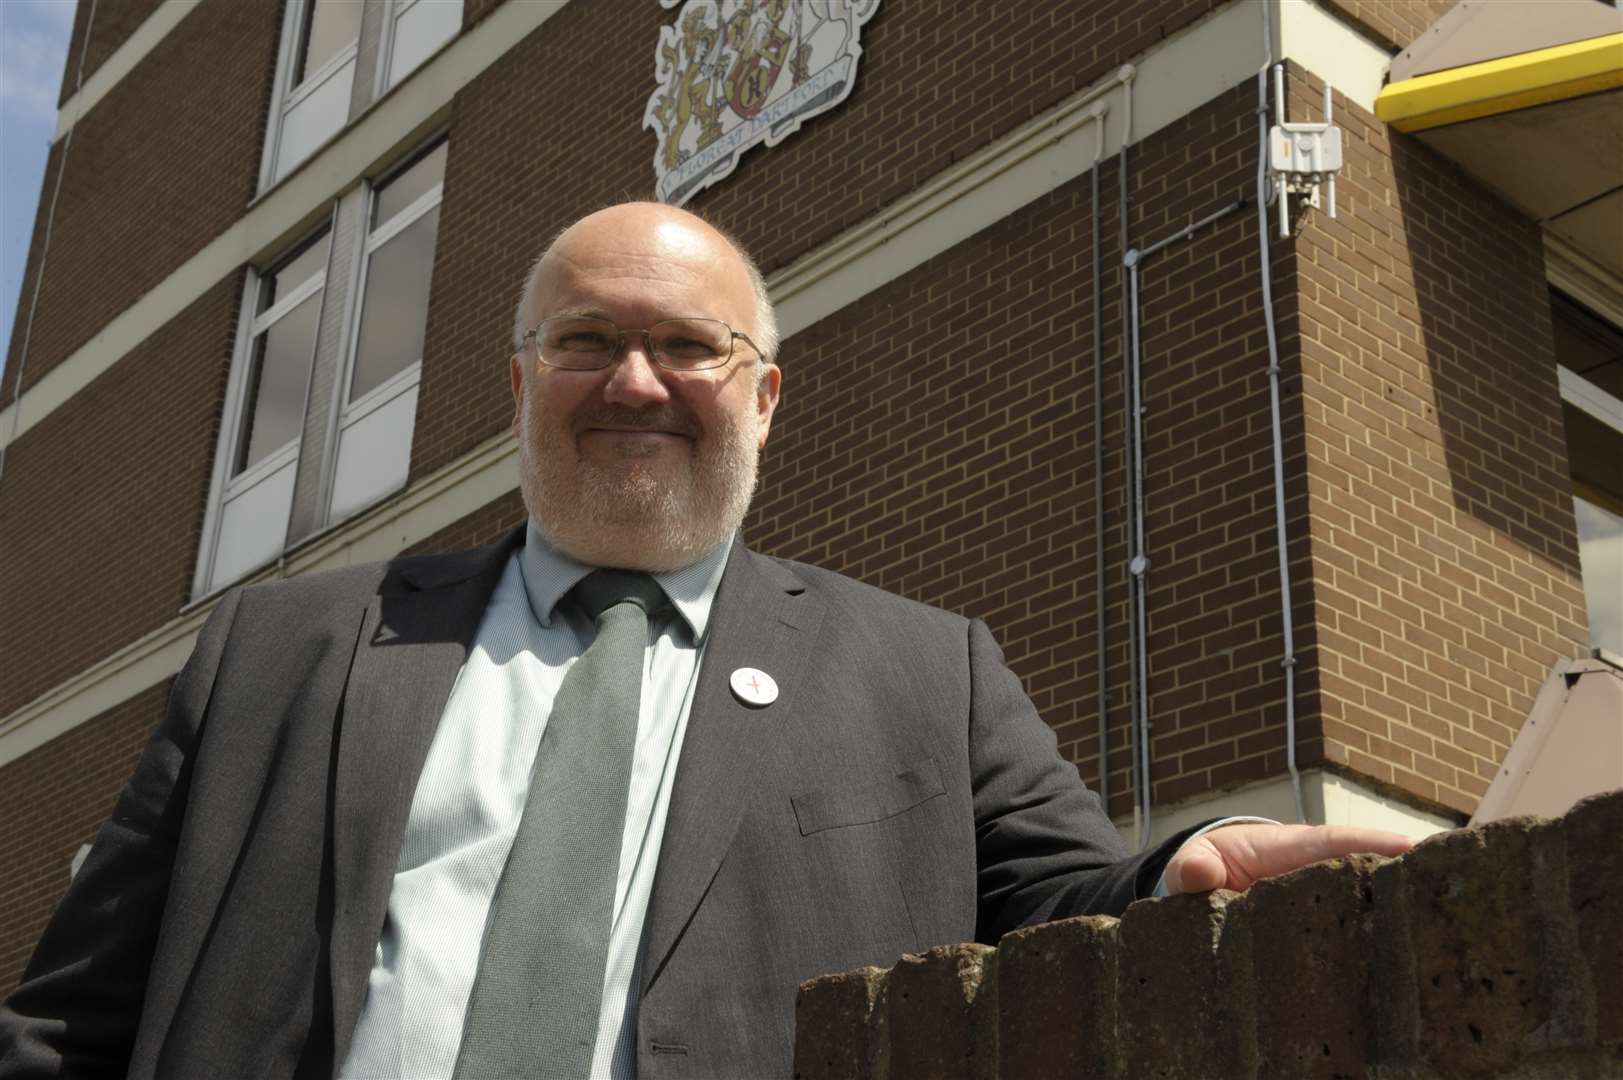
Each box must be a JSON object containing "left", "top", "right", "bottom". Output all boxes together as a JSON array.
[{"left": 791, "top": 757, "right": 946, "bottom": 836}]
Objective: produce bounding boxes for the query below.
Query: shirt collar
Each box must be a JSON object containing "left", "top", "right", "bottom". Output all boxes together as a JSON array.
[{"left": 517, "top": 518, "right": 732, "bottom": 643}]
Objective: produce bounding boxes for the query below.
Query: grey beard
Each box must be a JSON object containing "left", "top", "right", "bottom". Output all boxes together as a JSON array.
[{"left": 521, "top": 410, "right": 759, "bottom": 572}]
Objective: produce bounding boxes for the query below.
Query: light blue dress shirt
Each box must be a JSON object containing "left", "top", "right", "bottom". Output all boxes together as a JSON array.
[{"left": 339, "top": 522, "right": 731, "bottom": 1080}]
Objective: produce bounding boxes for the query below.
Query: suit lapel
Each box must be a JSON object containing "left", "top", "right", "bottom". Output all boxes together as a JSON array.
[
  {"left": 328, "top": 531, "right": 521, "bottom": 1060},
  {"left": 641, "top": 545, "right": 824, "bottom": 992}
]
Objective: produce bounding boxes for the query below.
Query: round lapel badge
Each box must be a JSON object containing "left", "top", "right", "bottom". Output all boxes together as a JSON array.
[{"left": 729, "top": 667, "right": 778, "bottom": 708}]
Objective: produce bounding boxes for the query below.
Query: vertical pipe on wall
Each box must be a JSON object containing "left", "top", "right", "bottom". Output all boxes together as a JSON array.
[
  {"left": 1259, "top": 0, "right": 1307, "bottom": 823},
  {"left": 1092, "top": 112, "right": 1110, "bottom": 814},
  {"left": 1117, "top": 70, "right": 1139, "bottom": 845},
  {"left": 1124, "top": 250, "right": 1155, "bottom": 850}
]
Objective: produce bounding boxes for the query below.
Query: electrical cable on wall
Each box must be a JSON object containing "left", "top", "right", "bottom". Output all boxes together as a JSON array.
[{"left": 1258, "top": 0, "right": 1308, "bottom": 824}]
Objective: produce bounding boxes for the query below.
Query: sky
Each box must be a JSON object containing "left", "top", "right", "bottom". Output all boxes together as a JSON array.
[{"left": 1, "top": 0, "right": 76, "bottom": 390}]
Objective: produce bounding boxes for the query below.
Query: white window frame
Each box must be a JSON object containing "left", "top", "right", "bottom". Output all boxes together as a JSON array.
[
  {"left": 229, "top": 268, "right": 327, "bottom": 481},
  {"left": 260, "top": 0, "right": 363, "bottom": 191},
  {"left": 375, "top": 0, "right": 465, "bottom": 96},
  {"left": 321, "top": 141, "right": 446, "bottom": 523},
  {"left": 1550, "top": 269, "right": 1623, "bottom": 655},
  {"left": 194, "top": 228, "right": 332, "bottom": 597}
]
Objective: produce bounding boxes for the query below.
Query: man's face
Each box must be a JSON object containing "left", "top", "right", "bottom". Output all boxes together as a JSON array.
[{"left": 510, "top": 205, "right": 781, "bottom": 571}]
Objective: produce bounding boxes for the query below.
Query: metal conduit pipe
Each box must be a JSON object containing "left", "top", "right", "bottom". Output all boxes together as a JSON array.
[
  {"left": 1123, "top": 196, "right": 1248, "bottom": 851},
  {"left": 1091, "top": 102, "right": 1111, "bottom": 813},
  {"left": 1125, "top": 248, "right": 1151, "bottom": 849},
  {"left": 1258, "top": 2, "right": 1307, "bottom": 822},
  {"left": 1115, "top": 65, "right": 1138, "bottom": 842}
]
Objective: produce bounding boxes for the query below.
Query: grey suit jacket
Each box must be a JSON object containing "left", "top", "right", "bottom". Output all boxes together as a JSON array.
[{"left": 1, "top": 530, "right": 1191, "bottom": 1079}]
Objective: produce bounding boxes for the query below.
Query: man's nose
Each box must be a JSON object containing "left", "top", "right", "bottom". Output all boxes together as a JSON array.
[{"left": 600, "top": 334, "right": 671, "bottom": 406}]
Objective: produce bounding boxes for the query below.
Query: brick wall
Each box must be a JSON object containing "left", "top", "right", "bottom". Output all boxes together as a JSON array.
[
  {"left": 1287, "top": 67, "right": 1588, "bottom": 815},
  {"left": 0, "top": 682, "right": 171, "bottom": 994},
  {"left": 56, "top": 0, "right": 169, "bottom": 107},
  {"left": 3, "top": 0, "right": 281, "bottom": 408},
  {"left": 794, "top": 789, "right": 1623, "bottom": 1079},
  {"left": 413, "top": 0, "right": 1222, "bottom": 481},
  {"left": 0, "top": 275, "right": 240, "bottom": 719},
  {"left": 746, "top": 79, "right": 1310, "bottom": 817},
  {"left": 1319, "top": 0, "right": 1456, "bottom": 54}
]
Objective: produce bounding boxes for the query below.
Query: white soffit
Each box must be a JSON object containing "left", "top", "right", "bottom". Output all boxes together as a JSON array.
[
  {"left": 0, "top": 0, "right": 1399, "bottom": 765},
  {"left": 0, "top": 0, "right": 565, "bottom": 453},
  {"left": 52, "top": 1, "right": 203, "bottom": 144},
  {"left": 1278, "top": 0, "right": 1391, "bottom": 115},
  {"left": 1128, "top": 769, "right": 1459, "bottom": 847}
]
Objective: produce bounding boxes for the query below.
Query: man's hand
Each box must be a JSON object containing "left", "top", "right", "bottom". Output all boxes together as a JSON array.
[{"left": 1163, "top": 823, "right": 1414, "bottom": 895}]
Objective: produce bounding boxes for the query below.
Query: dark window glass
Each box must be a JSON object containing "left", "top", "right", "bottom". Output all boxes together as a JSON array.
[
  {"left": 258, "top": 232, "right": 330, "bottom": 316},
  {"left": 1552, "top": 290, "right": 1623, "bottom": 401},
  {"left": 373, "top": 142, "right": 448, "bottom": 228},
  {"left": 293, "top": 0, "right": 363, "bottom": 87},
  {"left": 237, "top": 293, "right": 321, "bottom": 474},
  {"left": 350, "top": 205, "right": 439, "bottom": 402}
]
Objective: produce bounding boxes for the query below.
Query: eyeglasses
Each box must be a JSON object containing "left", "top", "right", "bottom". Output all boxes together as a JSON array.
[{"left": 522, "top": 316, "right": 760, "bottom": 372}]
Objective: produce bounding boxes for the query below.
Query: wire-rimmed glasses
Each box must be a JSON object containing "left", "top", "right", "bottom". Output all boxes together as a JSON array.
[{"left": 522, "top": 316, "right": 760, "bottom": 372}]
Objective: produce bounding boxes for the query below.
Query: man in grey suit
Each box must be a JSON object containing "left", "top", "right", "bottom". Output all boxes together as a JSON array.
[{"left": 1, "top": 203, "right": 1409, "bottom": 1079}]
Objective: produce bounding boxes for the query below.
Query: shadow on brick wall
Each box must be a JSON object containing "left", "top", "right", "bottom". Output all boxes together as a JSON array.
[{"left": 1387, "top": 138, "right": 1584, "bottom": 581}]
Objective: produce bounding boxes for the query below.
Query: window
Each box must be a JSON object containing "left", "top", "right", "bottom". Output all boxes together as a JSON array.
[
  {"left": 262, "top": 0, "right": 463, "bottom": 191},
  {"left": 380, "top": 0, "right": 464, "bottom": 91},
  {"left": 1552, "top": 289, "right": 1623, "bottom": 654},
  {"left": 199, "top": 136, "right": 448, "bottom": 596},
  {"left": 265, "top": 0, "right": 363, "bottom": 187},
  {"left": 203, "top": 230, "right": 330, "bottom": 590},
  {"left": 329, "top": 141, "right": 446, "bottom": 521}
]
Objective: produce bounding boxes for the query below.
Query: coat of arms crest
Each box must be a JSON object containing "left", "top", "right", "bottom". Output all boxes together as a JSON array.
[{"left": 644, "top": 0, "right": 881, "bottom": 206}]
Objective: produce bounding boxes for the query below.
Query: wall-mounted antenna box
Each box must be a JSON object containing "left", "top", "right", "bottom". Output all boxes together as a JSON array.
[
  {"left": 1269, "top": 66, "right": 1343, "bottom": 237},
  {"left": 1270, "top": 124, "right": 1343, "bottom": 186}
]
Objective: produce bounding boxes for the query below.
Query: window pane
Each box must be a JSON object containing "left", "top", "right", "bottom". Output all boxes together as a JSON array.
[
  {"left": 387, "top": 0, "right": 462, "bottom": 88},
  {"left": 373, "top": 142, "right": 447, "bottom": 229},
  {"left": 1553, "top": 290, "right": 1623, "bottom": 401},
  {"left": 238, "top": 293, "right": 321, "bottom": 473},
  {"left": 350, "top": 205, "right": 439, "bottom": 402},
  {"left": 259, "top": 232, "right": 331, "bottom": 315},
  {"left": 294, "top": 0, "right": 363, "bottom": 86},
  {"left": 1575, "top": 496, "right": 1623, "bottom": 654}
]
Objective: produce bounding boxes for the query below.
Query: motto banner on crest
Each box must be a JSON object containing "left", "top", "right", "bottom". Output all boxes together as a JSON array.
[{"left": 644, "top": 0, "right": 881, "bottom": 207}]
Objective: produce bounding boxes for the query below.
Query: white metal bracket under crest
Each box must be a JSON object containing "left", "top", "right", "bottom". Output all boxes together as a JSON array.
[{"left": 1268, "top": 64, "right": 1342, "bottom": 237}]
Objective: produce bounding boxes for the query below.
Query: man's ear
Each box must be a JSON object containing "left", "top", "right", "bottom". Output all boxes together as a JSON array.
[
  {"left": 755, "top": 363, "right": 781, "bottom": 449},
  {"left": 510, "top": 351, "right": 526, "bottom": 435}
]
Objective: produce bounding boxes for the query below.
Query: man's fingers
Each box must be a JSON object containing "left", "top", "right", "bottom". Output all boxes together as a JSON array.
[
  {"left": 1167, "top": 824, "right": 1416, "bottom": 895},
  {"left": 1290, "top": 824, "right": 1415, "bottom": 864}
]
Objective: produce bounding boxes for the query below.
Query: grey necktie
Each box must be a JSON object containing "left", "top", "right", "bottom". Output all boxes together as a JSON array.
[{"left": 452, "top": 569, "right": 667, "bottom": 1080}]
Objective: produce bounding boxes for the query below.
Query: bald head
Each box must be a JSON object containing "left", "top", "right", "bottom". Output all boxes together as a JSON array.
[
  {"left": 513, "top": 202, "right": 778, "bottom": 364},
  {"left": 506, "top": 201, "right": 783, "bottom": 570}
]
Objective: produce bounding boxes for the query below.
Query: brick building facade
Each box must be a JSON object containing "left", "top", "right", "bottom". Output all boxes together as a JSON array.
[{"left": 3, "top": 0, "right": 1619, "bottom": 1020}]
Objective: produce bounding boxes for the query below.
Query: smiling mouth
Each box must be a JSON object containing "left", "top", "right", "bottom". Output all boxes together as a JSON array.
[
  {"left": 576, "top": 406, "right": 700, "bottom": 442},
  {"left": 588, "top": 424, "right": 689, "bottom": 434}
]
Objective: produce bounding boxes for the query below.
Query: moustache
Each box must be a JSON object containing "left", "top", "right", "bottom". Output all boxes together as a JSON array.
[{"left": 573, "top": 405, "right": 702, "bottom": 439}]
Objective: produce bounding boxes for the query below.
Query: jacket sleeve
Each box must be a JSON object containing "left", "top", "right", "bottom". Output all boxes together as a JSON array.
[
  {"left": 0, "top": 590, "right": 241, "bottom": 1079},
  {"left": 965, "top": 618, "right": 1204, "bottom": 942}
]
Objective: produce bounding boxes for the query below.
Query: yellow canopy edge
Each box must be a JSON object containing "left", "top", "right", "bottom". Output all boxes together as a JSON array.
[{"left": 1376, "top": 32, "right": 1623, "bottom": 133}]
